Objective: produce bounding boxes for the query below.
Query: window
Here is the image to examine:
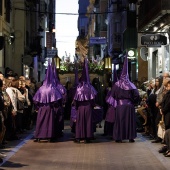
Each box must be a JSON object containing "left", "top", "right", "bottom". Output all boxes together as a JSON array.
[
  {"left": 0, "top": 0, "right": 2, "bottom": 16},
  {"left": 5, "top": 0, "right": 11, "bottom": 23}
]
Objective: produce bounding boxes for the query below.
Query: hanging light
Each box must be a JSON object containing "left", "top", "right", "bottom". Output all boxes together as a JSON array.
[
  {"left": 104, "top": 57, "right": 111, "bottom": 69},
  {"left": 54, "top": 55, "right": 60, "bottom": 69}
]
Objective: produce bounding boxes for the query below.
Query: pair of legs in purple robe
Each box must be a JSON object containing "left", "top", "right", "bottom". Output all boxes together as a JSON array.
[{"left": 34, "top": 104, "right": 64, "bottom": 142}]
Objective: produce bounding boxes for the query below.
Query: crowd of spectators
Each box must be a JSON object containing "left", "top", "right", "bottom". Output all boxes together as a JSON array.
[
  {"left": 136, "top": 72, "right": 170, "bottom": 157},
  {"left": 1, "top": 66, "right": 170, "bottom": 162},
  {"left": 0, "top": 68, "right": 38, "bottom": 163}
]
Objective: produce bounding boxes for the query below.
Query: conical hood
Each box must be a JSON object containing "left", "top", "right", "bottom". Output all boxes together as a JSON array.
[
  {"left": 80, "top": 58, "right": 90, "bottom": 83},
  {"left": 51, "top": 58, "right": 67, "bottom": 95},
  {"left": 74, "top": 58, "right": 97, "bottom": 101},
  {"left": 33, "top": 60, "right": 62, "bottom": 103},
  {"left": 115, "top": 54, "right": 136, "bottom": 90},
  {"left": 120, "top": 54, "right": 129, "bottom": 81}
]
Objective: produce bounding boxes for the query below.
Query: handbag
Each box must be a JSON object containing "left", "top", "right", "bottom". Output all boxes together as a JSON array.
[
  {"left": 14, "top": 89, "right": 25, "bottom": 110},
  {"left": 17, "top": 99, "right": 25, "bottom": 110},
  {"left": 157, "top": 115, "right": 165, "bottom": 139}
]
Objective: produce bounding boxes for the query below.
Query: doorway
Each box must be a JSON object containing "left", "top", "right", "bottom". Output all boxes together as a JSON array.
[{"left": 152, "top": 50, "right": 158, "bottom": 78}]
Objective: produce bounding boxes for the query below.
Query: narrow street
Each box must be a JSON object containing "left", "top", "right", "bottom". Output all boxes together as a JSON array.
[{"left": 0, "top": 121, "right": 170, "bottom": 170}]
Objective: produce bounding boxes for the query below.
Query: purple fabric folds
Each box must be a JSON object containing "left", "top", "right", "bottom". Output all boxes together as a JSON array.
[
  {"left": 52, "top": 61, "right": 67, "bottom": 95},
  {"left": 74, "top": 58, "right": 97, "bottom": 101},
  {"left": 74, "top": 82, "right": 97, "bottom": 101},
  {"left": 115, "top": 54, "right": 136, "bottom": 90},
  {"left": 33, "top": 61, "right": 62, "bottom": 103},
  {"left": 115, "top": 79, "right": 136, "bottom": 90},
  {"left": 33, "top": 86, "right": 62, "bottom": 103},
  {"left": 106, "top": 96, "right": 117, "bottom": 107}
]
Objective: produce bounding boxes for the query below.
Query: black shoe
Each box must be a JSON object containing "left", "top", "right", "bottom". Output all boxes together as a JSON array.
[
  {"left": 115, "top": 140, "right": 122, "bottom": 143},
  {"left": 34, "top": 138, "right": 40, "bottom": 142},
  {"left": 74, "top": 139, "right": 80, "bottom": 143},
  {"left": 158, "top": 146, "right": 167, "bottom": 153},
  {"left": 84, "top": 139, "right": 91, "bottom": 144},
  {"left": 151, "top": 139, "right": 161, "bottom": 143},
  {"left": 129, "top": 139, "right": 135, "bottom": 143},
  {"left": 48, "top": 138, "right": 56, "bottom": 143}
]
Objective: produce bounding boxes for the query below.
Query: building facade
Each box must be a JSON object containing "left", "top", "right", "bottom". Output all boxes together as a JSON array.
[
  {"left": 0, "top": 0, "right": 56, "bottom": 82},
  {"left": 138, "top": 0, "right": 170, "bottom": 80}
]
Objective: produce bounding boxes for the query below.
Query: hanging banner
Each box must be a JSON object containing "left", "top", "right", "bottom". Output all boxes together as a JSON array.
[
  {"left": 46, "top": 49, "right": 57, "bottom": 58},
  {"left": 90, "top": 37, "right": 106, "bottom": 45}
]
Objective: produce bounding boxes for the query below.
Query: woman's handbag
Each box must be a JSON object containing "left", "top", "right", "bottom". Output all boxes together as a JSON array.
[
  {"left": 14, "top": 90, "right": 25, "bottom": 110},
  {"left": 17, "top": 99, "right": 25, "bottom": 110},
  {"left": 157, "top": 115, "right": 165, "bottom": 139}
]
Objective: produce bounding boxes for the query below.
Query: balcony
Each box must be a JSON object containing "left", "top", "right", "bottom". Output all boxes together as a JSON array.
[{"left": 138, "top": 0, "right": 170, "bottom": 31}]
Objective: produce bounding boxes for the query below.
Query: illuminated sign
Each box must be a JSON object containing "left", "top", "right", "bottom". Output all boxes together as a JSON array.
[{"left": 141, "top": 34, "right": 167, "bottom": 47}]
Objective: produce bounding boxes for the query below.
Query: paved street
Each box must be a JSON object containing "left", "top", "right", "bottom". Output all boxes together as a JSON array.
[{"left": 0, "top": 121, "right": 170, "bottom": 170}]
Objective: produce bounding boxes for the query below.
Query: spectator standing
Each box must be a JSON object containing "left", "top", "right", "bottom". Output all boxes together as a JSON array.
[{"left": 147, "top": 77, "right": 163, "bottom": 142}]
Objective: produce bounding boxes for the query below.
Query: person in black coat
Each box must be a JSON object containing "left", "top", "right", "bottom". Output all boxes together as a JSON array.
[{"left": 160, "top": 80, "right": 170, "bottom": 130}]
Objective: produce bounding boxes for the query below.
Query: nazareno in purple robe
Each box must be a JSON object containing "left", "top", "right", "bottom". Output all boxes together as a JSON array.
[
  {"left": 111, "top": 54, "right": 139, "bottom": 141},
  {"left": 74, "top": 58, "right": 97, "bottom": 140},
  {"left": 112, "top": 85, "right": 139, "bottom": 140},
  {"left": 33, "top": 61, "right": 62, "bottom": 139}
]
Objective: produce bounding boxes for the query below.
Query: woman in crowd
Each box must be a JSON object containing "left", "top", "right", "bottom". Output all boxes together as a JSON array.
[
  {"left": 9, "top": 79, "right": 26, "bottom": 134},
  {"left": 0, "top": 79, "right": 5, "bottom": 162},
  {"left": 18, "top": 79, "right": 31, "bottom": 131},
  {"left": 147, "top": 76, "right": 163, "bottom": 142},
  {"left": 158, "top": 80, "right": 170, "bottom": 156}
]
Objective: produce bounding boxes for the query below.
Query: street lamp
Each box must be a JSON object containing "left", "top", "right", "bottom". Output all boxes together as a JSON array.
[
  {"left": 104, "top": 56, "right": 112, "bottom": 69},
  {"left": 54, "top": 55, "right": 60, "bottom": 69}
]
